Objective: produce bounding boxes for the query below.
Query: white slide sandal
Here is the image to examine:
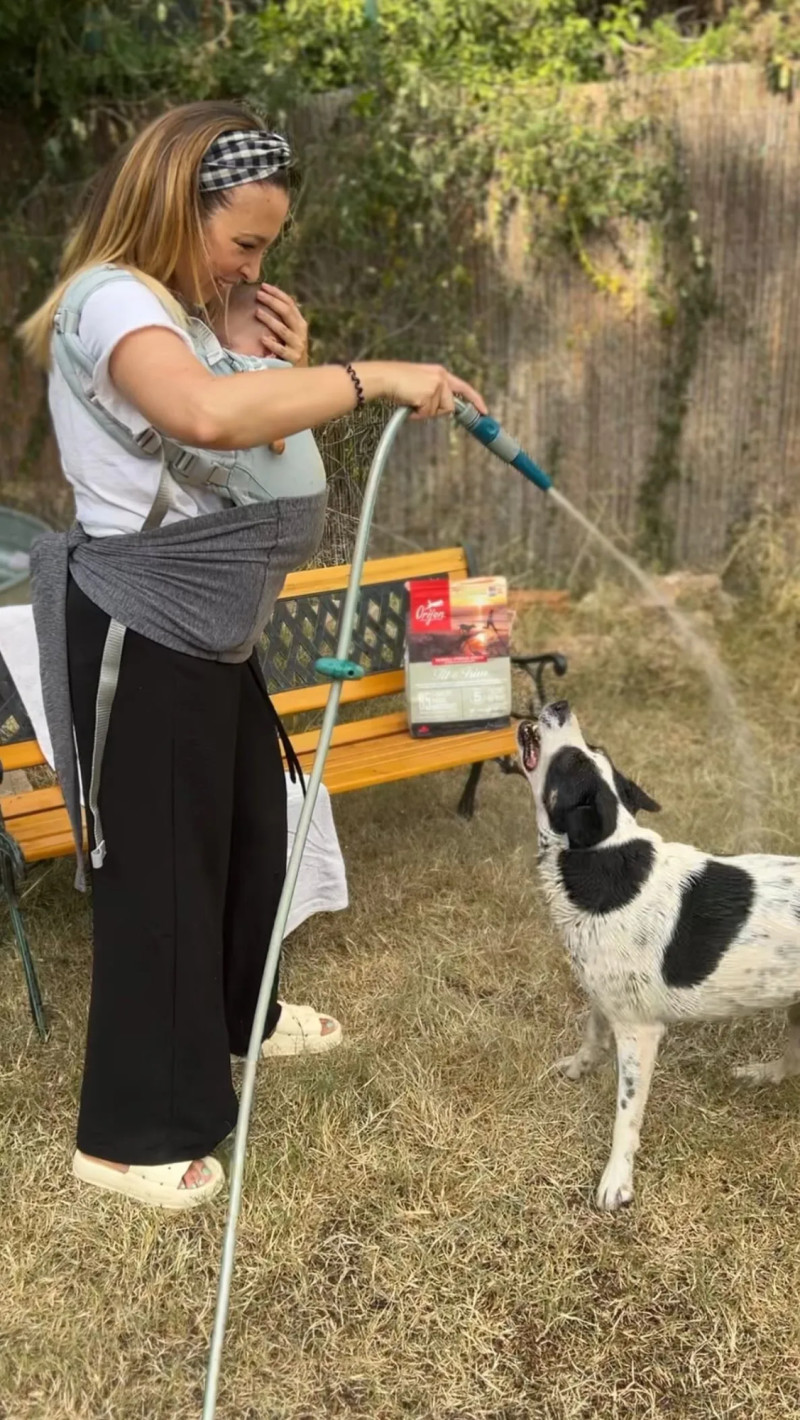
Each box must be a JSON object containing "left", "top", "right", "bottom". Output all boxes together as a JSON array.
[
  {"left": 258, "top": 1001, "right": 343, "bottom": 1058},
  {"left": 72, "top": 1151, "right": 225, "bottom": 1209}
]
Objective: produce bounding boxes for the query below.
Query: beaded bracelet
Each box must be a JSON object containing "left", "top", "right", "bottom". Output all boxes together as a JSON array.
[{"left": 341, "top": 362, "right": 365, "bottom": 408}]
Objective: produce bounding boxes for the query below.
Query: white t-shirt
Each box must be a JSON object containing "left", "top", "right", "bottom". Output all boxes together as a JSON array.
[{"left": 47, "top": 274, "right": 226, "bottom": 537}]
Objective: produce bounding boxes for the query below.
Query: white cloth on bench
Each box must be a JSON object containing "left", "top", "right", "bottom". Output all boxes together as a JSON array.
[{"left": 0, "top": 604, "right": 348, "bottom": 937}]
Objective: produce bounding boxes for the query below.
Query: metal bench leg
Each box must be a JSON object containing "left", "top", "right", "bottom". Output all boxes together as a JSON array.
[
  {"left": 457, "top": 761, "right": 484, "bottom": 819},
  {"left": 0, "top": 826, "right": 48, "bottom": 1041}
]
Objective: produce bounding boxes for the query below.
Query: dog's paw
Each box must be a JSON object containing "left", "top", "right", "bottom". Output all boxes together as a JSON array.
[
  {"left": 733, "top": 1058, "right": 787, "bottom": 1087},
  {"left": 556, "top": 1053, "right": 589, "bottom": 1081},
  {"left": 596, "top": 1162, "right": 635, "bottom": 1212}
]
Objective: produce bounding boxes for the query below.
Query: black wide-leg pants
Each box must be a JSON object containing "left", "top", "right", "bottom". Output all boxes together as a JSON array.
[{"left": 66, "top": 577, "right": 286, "bottom": 1165}]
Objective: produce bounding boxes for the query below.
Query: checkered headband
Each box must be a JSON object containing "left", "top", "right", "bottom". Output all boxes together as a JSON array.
[{"left": 198, "top": 129, "right": 292, "bottom": 193}]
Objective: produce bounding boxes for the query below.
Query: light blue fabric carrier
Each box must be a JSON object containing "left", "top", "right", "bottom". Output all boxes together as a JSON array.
[{"left": 51, "top": 263, "right": 327, "bottom": 526}]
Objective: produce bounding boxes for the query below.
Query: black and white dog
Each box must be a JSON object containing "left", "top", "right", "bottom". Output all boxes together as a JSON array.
[{"left": 517, "top": 700, "right": 800, "bottom": 1211}]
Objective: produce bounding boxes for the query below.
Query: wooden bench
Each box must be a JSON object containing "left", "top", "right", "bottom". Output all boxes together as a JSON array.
[{"left": 0, "top": 545, "right": 567, "bottom": 1037}]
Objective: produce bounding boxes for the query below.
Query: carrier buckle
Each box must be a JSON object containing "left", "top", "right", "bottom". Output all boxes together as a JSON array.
[{"left": 135, "top": 427, "right": 163, "bottom": 457}]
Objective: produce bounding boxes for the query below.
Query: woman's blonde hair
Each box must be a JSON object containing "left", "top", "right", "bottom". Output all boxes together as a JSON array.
[{"left": 19, "top": 100, "right": 289, "bottom": 368}]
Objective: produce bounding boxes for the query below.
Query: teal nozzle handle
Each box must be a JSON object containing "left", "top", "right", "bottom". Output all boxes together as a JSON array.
[{"left": 453, "top": 396, "right": 552, "bottom": 491}]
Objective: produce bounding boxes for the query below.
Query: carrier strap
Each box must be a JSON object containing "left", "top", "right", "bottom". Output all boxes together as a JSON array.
[
  {"left": 86, "top": 465, "right": 174, "bottom": 869},
  {"left": 51, "top": 265, "right": 246, "bottom": 501},
  {"left": 88, "top": 618, "right": 127, "bottom": 869}
]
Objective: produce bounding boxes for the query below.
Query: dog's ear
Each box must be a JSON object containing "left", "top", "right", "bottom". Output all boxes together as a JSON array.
[
  {"left": 612, "top": 766, "right": 661, "bottom": 816},
  {"left": 563, "top": 780, "right": 619, "bottom": 848}
]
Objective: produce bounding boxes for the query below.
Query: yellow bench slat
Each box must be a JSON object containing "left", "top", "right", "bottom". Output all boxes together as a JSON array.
[
  {"left": 296, "top": 724, "right": 517, "bottom": 794},
  {"left": 0, "top": 742, "right": 48, "bottom": 772},
  {"left": 279, "top": 547, "right": 469, "bottom": 599},
  {"left": 5, "top": 807, "right": 87, "bottom": 863},
  {"left": 289, "top": 711, "right": 407, "bottom": 756},
  {"left": 272, "top": 669, "right": 404, "bottom": 718},
  {"left": 0, "top": 785, "right": 64, "bottom": 820}
]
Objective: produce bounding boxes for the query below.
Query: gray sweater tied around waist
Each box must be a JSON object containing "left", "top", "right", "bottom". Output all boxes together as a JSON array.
[{"left": 30, "top": 492, "right": 327, "bottom": 889}]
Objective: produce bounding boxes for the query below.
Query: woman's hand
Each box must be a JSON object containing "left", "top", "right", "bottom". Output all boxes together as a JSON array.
[
  {"left": 253, "top": 284, "right": 309, "bottom": 366},
  {"left": 359, "top": 362, "right": 487, "bottom": 420},
  {"left": 214, "top": 283, "right": 309, "bottom": 367}
]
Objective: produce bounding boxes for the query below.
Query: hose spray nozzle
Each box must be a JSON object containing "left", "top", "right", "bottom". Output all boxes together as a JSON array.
[{"left": 452, "top": 396, "right": 552, "bottom": 492}]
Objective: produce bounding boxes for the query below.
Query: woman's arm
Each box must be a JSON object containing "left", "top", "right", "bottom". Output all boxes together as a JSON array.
[{"left": 109, "top": 327, "right": 485, "bottom": 450}]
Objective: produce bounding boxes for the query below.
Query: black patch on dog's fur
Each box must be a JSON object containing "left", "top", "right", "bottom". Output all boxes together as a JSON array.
[
  {"left": 611, "top": 766, "right": 661, "bottom": 817},
  {"left": 662, "top": 861, "right": 755, "bottom": 988},
  {"left": 559, "top": 840, "right": 655, "bottom": 914},
  {"left": 545, "top": 748, "right": 618, "bottom": 849}
]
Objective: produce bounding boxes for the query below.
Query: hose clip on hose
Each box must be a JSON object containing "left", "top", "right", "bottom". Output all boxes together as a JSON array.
[{"left": 314, "top": 657, "right": 365, "bottom": 680}]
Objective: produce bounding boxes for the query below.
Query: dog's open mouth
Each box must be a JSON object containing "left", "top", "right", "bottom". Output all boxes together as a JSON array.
[{"left": 518, "top": 720, "right": 540, "bottom": 773}]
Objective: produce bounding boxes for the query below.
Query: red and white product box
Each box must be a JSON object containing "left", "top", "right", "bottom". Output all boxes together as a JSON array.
[{"left": 405, "top": 575, "right": 513, "bottom": 738}]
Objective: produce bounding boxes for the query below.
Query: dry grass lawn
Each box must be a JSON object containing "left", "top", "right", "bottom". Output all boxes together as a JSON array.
[{"left": 1, "top": 588, "right": 799, "bottom": 1420}]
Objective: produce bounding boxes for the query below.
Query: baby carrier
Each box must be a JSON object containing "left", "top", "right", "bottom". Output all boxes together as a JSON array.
[
  {"left": 51, "top": 263, "right": 326, "bottom": 525},
  {"left": 46, "top": 264, "right": 326, "bottom": 874}
]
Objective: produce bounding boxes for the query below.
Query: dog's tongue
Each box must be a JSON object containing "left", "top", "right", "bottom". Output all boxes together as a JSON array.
[{"left": 523, "top": 734, "right": 539, "bottom": 772}]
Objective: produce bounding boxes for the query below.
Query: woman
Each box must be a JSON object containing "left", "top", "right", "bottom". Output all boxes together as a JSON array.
[{"left": 20, "top": 100, "right": 486, "bottom": 1210}]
